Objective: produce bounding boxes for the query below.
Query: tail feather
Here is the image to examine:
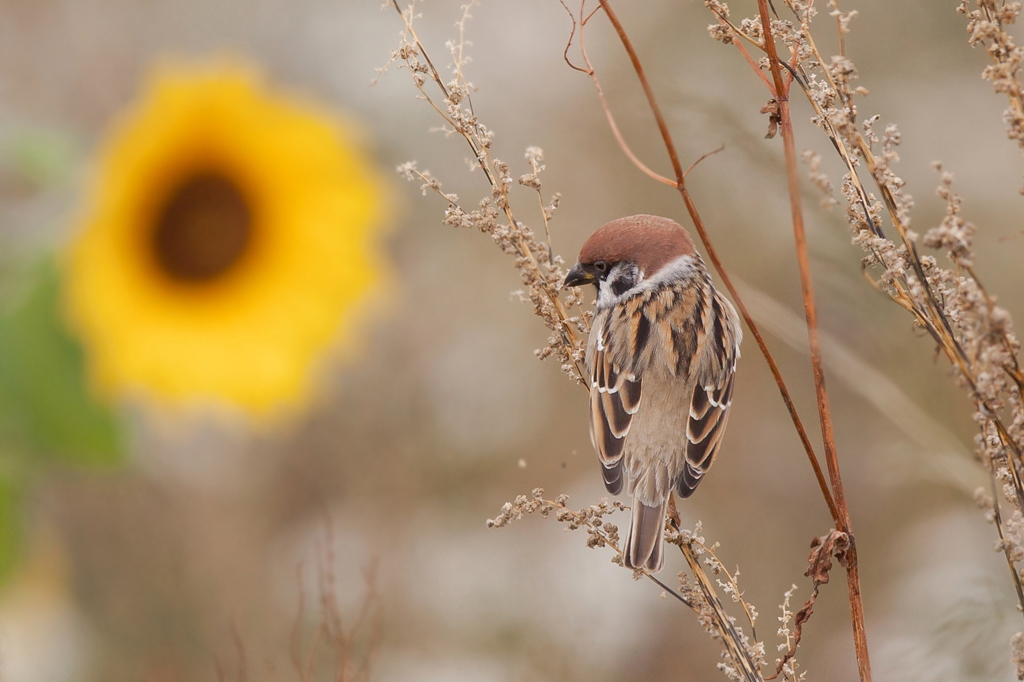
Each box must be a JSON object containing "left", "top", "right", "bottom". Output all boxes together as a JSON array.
[{"left": 624, "top": 497, "right": 667, "bottom": 572}]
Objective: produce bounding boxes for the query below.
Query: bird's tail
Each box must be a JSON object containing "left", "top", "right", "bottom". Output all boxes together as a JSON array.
[{"left": 624, "top": 495, "right": 667, "bottom": 572}]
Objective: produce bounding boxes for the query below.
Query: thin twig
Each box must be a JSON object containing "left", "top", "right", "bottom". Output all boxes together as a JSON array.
[
  {"left": 665, "top": 501, "right": 765, "bottom": 682},
  {"left": 558, "top": 1, "right": 676, "bottom": 186},
  {"left": 596, "top": 0, "right": 682, "bottom": 180}
]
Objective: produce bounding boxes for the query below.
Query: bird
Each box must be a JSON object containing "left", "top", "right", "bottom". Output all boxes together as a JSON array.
[{"left": 563, "top": 214, "right": 742, "bottom": 572}]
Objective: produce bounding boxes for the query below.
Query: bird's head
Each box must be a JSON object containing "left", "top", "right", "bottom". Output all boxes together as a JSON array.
[{"left": 564, "top": 214, "right": 698, "bottom": 308}]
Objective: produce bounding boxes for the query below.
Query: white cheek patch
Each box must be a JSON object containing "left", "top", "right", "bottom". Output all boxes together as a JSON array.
[{"left": 595, "top": 285, "right": 617, "bottom": 309}]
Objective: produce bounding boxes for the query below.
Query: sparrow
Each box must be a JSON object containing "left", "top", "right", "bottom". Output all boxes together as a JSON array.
[{"left": 563, "top": 215, "right": 742, "bottom": 572}]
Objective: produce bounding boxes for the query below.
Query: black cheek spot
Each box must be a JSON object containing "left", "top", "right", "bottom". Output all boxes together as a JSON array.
[{"left": 610, "top": 277, "right": 632, "bottom": 297}]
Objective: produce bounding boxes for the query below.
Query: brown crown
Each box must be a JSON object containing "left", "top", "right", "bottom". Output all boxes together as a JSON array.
[{"left": 577, "top": 214, "right": 697, "bottom": 274}]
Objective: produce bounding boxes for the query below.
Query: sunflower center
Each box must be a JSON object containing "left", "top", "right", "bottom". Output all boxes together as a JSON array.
[{"left": 152, "top": 173, "right": 253, "bottom": 283}]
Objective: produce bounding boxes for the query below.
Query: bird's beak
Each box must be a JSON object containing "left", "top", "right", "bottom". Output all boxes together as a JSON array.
[{"left": 563, "top": 263, "right": 593, "bottom": 288}]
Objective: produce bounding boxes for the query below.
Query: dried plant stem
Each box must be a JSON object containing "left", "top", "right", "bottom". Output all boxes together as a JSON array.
[
  {"left": 992, "top": 473, "right": 1024, "bottom": 611},
  {"left": 680, "top": 540, "right": 766, "bottom": 682},
  {"left": 789, "top": 0, "right": 1024, "bottom": 626},
  {"left": 559, "top": 0, "right": 676, "bottom": 187},
  {"left": 255, "top": 526, "right": 382, "bottom": 682},
  {"left": 666, "top": 505, "right": 766, "bottom": 680},
  {"left": 595, "top": 1, "right": 683, "bottom": 181},
  {"left": 589, "top": 0, "right": 842, "bottom": 529},
  {"left": 754, "top": 2, "right": 871, "bottom": 680}
]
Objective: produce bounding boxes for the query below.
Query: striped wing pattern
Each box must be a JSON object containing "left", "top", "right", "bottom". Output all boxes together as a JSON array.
[
  {"left": 590, "top": 324, "right": 641, "bottom": 495},
  {"left": 677, "top": 294, "right": 739, "bottom": 497}
]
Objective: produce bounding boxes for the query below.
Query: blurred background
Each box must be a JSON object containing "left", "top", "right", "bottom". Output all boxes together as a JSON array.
[{"left": 0, "top": 0, "right": 1021, "bottom": 680}]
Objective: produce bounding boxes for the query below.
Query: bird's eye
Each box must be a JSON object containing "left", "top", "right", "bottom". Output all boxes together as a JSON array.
[{"left": 593, "top": 261, "right": 608, "bottom": 273}]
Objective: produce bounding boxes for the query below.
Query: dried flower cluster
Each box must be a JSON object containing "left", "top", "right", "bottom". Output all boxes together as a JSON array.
[
  {"left": 485, "top": 488, "right": 625, "bottom": 552},
  {"left": 774, "top": 586, "right": 807, "bottom": 682},
  {"left": 385, "top": 0, "right": 590, "bottom": 383},
  {"left": 958, "top": 0, "right": 1024, "bottom": 190},
  {"left": 1014, "top": 630, "right": 1024, "bottom": 679}
]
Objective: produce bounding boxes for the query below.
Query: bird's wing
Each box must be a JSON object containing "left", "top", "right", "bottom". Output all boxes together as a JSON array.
[
  {"left": 677, "top": 294, "right": 740, "bottom": 498},
  {"left": 589, "top": 312, "right": 643, "bottom": 495}
]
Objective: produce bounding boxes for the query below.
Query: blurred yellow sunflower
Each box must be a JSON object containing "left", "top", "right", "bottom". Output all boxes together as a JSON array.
[{"left": 65, "top": 61, "right": 388, "bottom": 416}]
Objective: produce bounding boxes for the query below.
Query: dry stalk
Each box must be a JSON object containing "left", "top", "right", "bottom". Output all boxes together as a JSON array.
[
  {"left": 673, "top": 540, "right": 766, "bottom": 682},
  {"left": 738, "top": 6, "right": 872, "bottom": 677},
  {"left": 665, "top": 508, "right": 767, "bottom": 681},
  {"left": 215, "top": 525, "right": 382, "bottom": 682},
  {"left": 289, "top": 523, "right": 383, "bottom": 682}
]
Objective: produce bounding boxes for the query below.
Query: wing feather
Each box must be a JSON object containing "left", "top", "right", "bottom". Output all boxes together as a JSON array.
[
  {"left": 588, "top": 315, "right": 645, "bottom": 495},
  {"left": 677, "top": 373, "right": 734, "bottom": 498},
  {"left": 677, "top": 293, "right": 740, "bottom": 499}
]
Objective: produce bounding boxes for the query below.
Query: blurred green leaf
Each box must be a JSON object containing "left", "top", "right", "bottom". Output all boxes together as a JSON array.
[
  {"left": 0, "top": 261, "right": 122, "bottom": 466},
  {"left": 2, "top": 126, "right": 78, "bottom": 189}
]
